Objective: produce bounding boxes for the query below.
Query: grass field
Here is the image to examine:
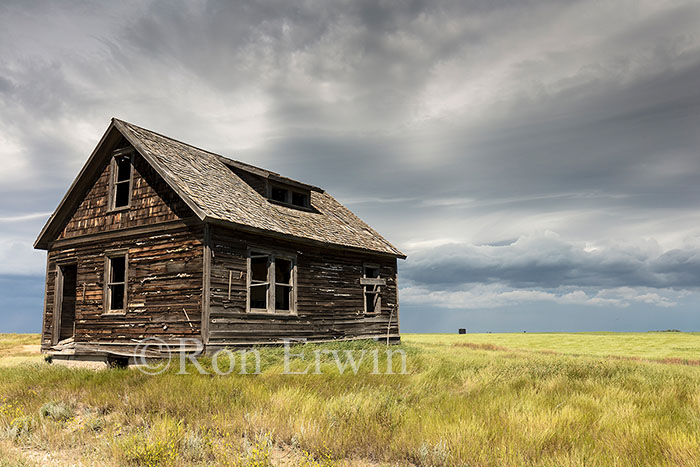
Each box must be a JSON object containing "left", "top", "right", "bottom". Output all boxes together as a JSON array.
[
  {"left": 1, "top": 332, "right": 700, "bottom": 466},
  {"left": 410, "top": 332, "right": 700, "bottom": 361}
]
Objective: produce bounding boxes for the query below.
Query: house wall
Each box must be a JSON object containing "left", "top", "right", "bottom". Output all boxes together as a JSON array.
[
  {"left": 42, "top": 143, "right": 203, "bottom": 352},
  {"left": 42, "top": 226, "right": 204, "bottom": 352},
  {"left": 206, "top": 225, "right": 400, "bottom": 346},
  {"left": 58, "top": 145, "right": 193, "bottom": 240}
]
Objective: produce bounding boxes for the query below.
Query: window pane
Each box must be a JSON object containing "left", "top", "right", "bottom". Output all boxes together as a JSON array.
[
  {"left": 365, "top": 290, "right": 379, "bottom": 313},
  {"left": 276, "top": 285, "right": 291, "bottom": 310},
  {"left": 275, "top": 258, "right": 292, "bottom": 284},
  {"left": 111, "top": 256, "right": 125, "bottom": 283},
  {"left": 271, "top": 187, "right": 288, "bottom": 202},
  {"left": 110, "top": 284, "right": 125, "bottom": 310},
  {"left": 250, "top": 284, "right": 267, "bottom": 308},
  {"left": 116, "top": 156, "right": 131, "bottom": 182},
  {"left": 364, "top": 267, "right": 379, "bottom": 279},
  {"left": 114, "top": 183, "right": 130, "bottom": 207},
  {"left": 291, "top": 192, "right": 307, "bottom": 207},
  {"left": 250, "top": 256, "right": 268, "bottom": 282}
]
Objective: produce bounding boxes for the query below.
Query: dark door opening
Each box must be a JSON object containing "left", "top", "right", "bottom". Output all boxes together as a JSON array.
[{"left": 57, "top": 264, "right": 77, "bottom": 342}]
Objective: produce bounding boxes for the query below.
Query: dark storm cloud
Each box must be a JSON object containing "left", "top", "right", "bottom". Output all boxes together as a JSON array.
[
  {"left": 402, "top": 233, "right": 700, "bottom": 290},
  {"left": 101, "top": 0, "right": 700, "bottom": 216},
  {"left": 2, "top": 0, "right": 700, "bottom": 330}
]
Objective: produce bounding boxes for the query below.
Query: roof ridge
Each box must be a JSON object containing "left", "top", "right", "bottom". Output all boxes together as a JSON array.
[
  {"left": 109, "top": 117, "right": 404, "bottom": 258},
  {"left": 111, "top": 117, "right": 284, "bottom": 178}
]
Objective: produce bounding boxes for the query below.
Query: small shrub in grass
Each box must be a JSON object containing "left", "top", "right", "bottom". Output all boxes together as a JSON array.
[
  {"left": 114, "top": 416, "right": 184, "bottom": 466},
  {"left": 85, "top": 416, "right": 106, "bottom": 433},
  {"left": 417, "top": 440, "right": 451, "bottom": 467},
  {"left": 182, "top": 429, "right": 213, "bottom": 462},
  {"left": 119, "top": 431, "right": 177, "bottom": 467},
  {"left": 299, "top": 444, "right": 343, "bottom": 467},
  {"left": 39, "top": 402, "right": 73, "bottom": 422},
  {"left": 235, "top": 432, "right": 273, "bottom": 467},
  {"left": 0, "top": 398, "right": 24, "bottom": 422},
  {"left": 4, "top": 415, "right": 34, "bottom": 441}
]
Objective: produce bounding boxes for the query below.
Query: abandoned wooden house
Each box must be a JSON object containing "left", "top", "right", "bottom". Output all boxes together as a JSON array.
[{"left": 34, "top": 118, "right": 405, "bottom": 363}]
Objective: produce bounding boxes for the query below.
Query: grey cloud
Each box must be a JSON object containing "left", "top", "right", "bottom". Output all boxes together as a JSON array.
[
  {"left": 2, "top": 0, "right": 700, "bottom": 330},
  {"left": 402, "top": 233, "right": 700, "bottom": 290}
]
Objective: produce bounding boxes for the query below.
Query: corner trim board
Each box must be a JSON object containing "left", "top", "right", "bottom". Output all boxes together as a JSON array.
[{"left": 202, "top": 223, "right": 212, "bottom": 344}]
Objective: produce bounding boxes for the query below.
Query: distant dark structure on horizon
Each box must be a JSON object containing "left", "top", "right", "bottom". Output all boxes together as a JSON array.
[{"left": 34, "top": 118, "right": 405, "bottom": 364}]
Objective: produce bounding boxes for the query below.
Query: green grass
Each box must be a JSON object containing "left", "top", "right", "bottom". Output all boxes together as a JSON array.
[{"left": 1, "top": 332, "right": 700, "bottom": 466}]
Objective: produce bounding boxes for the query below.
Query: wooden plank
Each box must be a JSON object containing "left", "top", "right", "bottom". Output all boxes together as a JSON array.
[
  {"left": 52, "top": 263, "right": 63, "bottom": 346},
  {"left": 360, "top": 277, "right": 386, "bottom": 286},
  {"left": 202, "top": 223, "right": 211, "bottom": 345}
]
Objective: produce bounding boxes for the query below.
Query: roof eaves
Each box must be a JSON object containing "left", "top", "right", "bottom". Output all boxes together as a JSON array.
[
  {"left": 34, "top": 121, "right": 120, "bottom": 249},
  {"left": 203, "top": 216, "right": 406, "bottom": 259}
]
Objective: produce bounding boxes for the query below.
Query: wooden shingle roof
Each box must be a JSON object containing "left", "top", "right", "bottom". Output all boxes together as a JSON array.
[{"left": 35, "top": 118, "right": 404, "bottom": 258}]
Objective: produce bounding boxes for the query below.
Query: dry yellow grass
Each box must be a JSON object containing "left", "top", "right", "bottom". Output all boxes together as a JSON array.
[{"left": 1, "top": 333, "right": 700, "bottom": 466}]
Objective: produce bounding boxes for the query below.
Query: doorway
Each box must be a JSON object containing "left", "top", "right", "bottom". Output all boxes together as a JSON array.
[{"left": 54, "top": 264, "right": 77, "bottom": 344}]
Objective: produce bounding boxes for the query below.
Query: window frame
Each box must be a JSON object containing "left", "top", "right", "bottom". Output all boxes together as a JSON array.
[
  {"left": 361, "top": 263, "right": 385, "bottom": 315},
  {"left": 266, "top": 182, "right": 311, "bottom": 210},
  {"left": 108, "top": 148, "right": 134, "bottom": 212},
  {"left": 246, "top": 248, "right": 297, "bottom": 315},
  {"left": 103, "top": 249, "right": 129, "bottom": 316}
]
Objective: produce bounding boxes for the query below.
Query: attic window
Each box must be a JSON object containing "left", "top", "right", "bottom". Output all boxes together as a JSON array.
[
  {"left": 291, "top": 192, "right": 308, "bottom": 207},
  {"left": 268, "top": 183, "right": 310, "bottom": 209},
  {"left": 271, "top": 186, "right": 288, "bottom": 203},
  {"left": 111, "top": 150, "right": 133, "bottom": 209}
]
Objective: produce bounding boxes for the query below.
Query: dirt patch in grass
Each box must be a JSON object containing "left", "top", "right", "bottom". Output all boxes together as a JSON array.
[
  {"left": 452, "top": 342, "right": 510, "bottom": 352},
  {"left": 19, "top": 345, "right": 40, "bottom": 355}
]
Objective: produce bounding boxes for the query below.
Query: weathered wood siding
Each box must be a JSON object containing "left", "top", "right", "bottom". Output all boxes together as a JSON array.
[
  {"left": 58, "top": 143, "right": 193, "bottom": 240},
  {"left": 42, "top": 141, "right": 203, "bottom": 351},
  {"left": 207, "top": 225, "right": 399, "bottom": 345},
  {"left": 42, "top": 225, "right": 203, "bottom": 351}
]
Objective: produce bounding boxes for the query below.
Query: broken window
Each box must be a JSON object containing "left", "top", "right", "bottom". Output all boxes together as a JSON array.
[
  {"left": 363, "top": 265, "right": 381, "bottom": 314},
  {"left": 111, "top": 152, "right": 133, "bottom": 209},
  {"left": 106, "top": 254, "right": 127, "bottom": 313},
  {"left": 249, "top": 253, "right": 270, "bottom": 310},
  {"left": 248, "top": 251, "right": 295, "bottom": 313},
  {"left": 275, "top": 258, "right": 293, "bottom": 311}
]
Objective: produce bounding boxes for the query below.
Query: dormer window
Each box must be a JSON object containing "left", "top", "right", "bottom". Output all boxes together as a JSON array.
[
  {"left": 271, "top": 186, "right": 288, "bottom": 203},
  {"left": 268, "top": 183, "right": 310, "bottom": 209},
  {"left": 110, "top": 149, "right": 133, "bottom": 210},
  {"left": 291, "top": 191, "right": 308, "bottom": 207}
]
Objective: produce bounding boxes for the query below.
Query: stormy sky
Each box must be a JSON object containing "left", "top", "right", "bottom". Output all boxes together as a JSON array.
[{"left": 2, "top": 0, "right": 700, "bottom": 333}]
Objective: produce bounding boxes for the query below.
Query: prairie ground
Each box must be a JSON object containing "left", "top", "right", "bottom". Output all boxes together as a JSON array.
[{"left": 1, "top": 332, "right": 699, "bottom": 466}]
